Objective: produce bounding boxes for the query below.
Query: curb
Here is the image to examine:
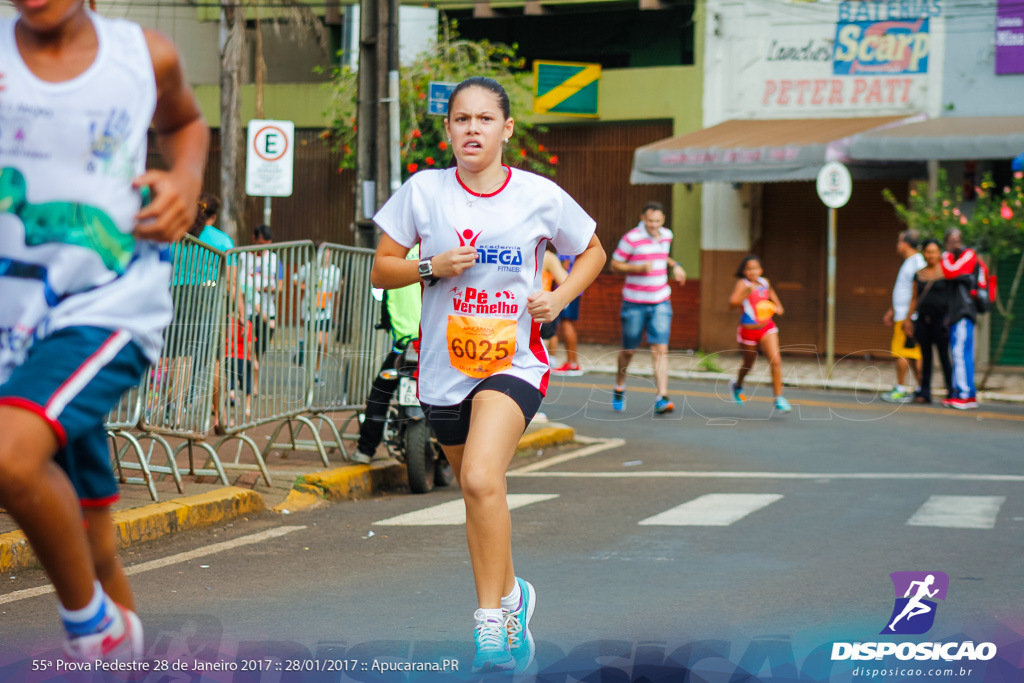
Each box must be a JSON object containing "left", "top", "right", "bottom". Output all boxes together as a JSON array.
[
  {"left": 273, "top": 460, "right": 409, "bottom": 514},
  {"left": 0, "top": 487, "right": 265, "bottom": 573},
  {"left": 517, "top": 425, "right": 576, "bottom": 450},
  {"left": 0, "top": 426, "right": 578, "bottom": 573},
  {"left": 582, "top": 364, "right": 1024, "bottom": 404}
]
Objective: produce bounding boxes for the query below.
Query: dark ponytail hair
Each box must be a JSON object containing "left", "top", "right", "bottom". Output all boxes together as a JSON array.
[
  {"left": 447, "top": 77, "right": 511, "bottom": 120},
  {"left": 735, "top": 254, "right": 761, "bottom": 279}
]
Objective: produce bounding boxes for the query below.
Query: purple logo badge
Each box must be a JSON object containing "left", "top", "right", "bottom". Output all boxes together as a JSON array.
[{"left": 881, "top": 571, "right": 949, "bottom": 635}]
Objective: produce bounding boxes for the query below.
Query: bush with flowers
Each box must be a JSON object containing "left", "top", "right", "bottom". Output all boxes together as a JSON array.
[
  {"left": 884, "top": 168, "right": 1024, "bottom": 377},
  {"left": 323, "top": 19, "right": 555, "bottom": 182}
]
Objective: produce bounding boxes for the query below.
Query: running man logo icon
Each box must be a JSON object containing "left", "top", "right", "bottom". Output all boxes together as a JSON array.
[{"left": 881, "top": 571, "right": 949, "bottom": 635}]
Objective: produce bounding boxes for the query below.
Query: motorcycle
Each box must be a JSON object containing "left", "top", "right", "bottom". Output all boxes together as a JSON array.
[{"left": 380, "top": 341, "right": 455, "bottom": 494}]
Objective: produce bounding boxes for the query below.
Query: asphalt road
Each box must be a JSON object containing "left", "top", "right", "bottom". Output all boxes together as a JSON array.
[{"left": 1, "top": 375, "right": 1022, "bottom": 682}]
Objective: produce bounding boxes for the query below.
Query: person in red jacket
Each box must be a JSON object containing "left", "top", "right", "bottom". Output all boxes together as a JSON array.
[{"left": 941, "top": 228, "right": 983, "bottom": 410}]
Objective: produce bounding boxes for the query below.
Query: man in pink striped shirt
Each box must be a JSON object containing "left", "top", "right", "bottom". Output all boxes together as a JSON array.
[{"left": 610, "top": 201, "right": 686, "bottom": 414}]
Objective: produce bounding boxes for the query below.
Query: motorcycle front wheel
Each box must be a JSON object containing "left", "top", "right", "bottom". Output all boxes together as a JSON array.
[
  {"left": 434, "top": 447, "right": 455, "bottom": 488},
  {"left": 406, "top": 419, "right": 435, "bottom": 494}
]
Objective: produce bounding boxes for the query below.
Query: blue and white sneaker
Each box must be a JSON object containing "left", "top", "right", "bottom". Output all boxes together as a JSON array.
[
  {"left": 774, "top": 396, "right": 792, "bottom": 413},
  {"left": 505, "top": 578, "right": 536, "bottom": 673},
  {"left": 730, "top": 380, "right": 747, "bottom": 404},
  {"left": 472, "top": 609, "right": 516, "bottom": 673},
  {"left": 612, "top": 389, "right": 625, "bottom": 412}
]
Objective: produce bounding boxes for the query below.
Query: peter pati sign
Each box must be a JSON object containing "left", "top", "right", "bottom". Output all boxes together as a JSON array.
[{"left": 756, "top": 0, "right": 941, "bottom": 112}]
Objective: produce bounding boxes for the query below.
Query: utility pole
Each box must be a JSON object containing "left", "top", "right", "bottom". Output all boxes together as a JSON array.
[
  {"left": 354, "top": 0, "right": 377, "bottom": 248},
  {"left": 354, "top": 0, "right": 398, "bottom": 248},
  {"left": 219, "top": 0, "right": 246, "bottom": 242}
]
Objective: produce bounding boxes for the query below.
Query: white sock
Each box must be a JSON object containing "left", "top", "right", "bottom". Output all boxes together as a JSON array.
[
  {"left": 59, "top": 582, "right": 116, "bottom": 637},
  {"left": 895, "top": 384, "right": 906, "bottom": 393},
  {"left": 475, "top": 608, "right": 503, "bottom": 625},
  {"left": 613, "top": 385, "right": 625, "bottom": 392},
  {"left": 500, "top": 581, "right": 522, "bottom": 612}
]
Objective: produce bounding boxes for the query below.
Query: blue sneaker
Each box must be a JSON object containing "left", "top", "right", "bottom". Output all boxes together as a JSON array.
[
  {"left": 612, "top": 389, "right": 625, "bottom": 411},
  {"left": 654, "top": 396, "right": 675, "bottom": 414},
  {"left": 472, "top": 609, "right": 516, "bottom": 673},
  {"left": 774, "top": 396, "right": 792, "bottom": 413},
  {"left": 506, "top": 578, "right": 536, "bottom": 673},
  {"left": 730, "top": 380, "right": 747, "bottom": 404}
]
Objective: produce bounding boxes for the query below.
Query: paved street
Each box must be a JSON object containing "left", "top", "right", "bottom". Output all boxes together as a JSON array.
[{"left": 1, "top": 375, "right": 1022, "bottom": 681}]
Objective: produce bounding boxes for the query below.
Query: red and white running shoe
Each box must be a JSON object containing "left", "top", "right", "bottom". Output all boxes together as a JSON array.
[
  {"left": 64, "top": 606, "right": 144, "bottom": 662},
  {"left": 551, "top": 362, "right": 583, "bottom": 376}
]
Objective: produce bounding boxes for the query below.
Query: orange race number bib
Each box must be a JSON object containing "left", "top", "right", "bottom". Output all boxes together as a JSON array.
[
  {"left": 754, "top": 299, "right": 777, "bottom": 323},
  {"left": 446, "top": 315, "right": 517, "bottom": 379}
]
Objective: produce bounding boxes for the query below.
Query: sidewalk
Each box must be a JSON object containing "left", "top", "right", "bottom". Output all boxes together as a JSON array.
[
  {"left": 564, "top": 343, "right": 1024, "bottom": 403},
  {"left": 0, "top": 416, "right": 575, "bottom": 572}
]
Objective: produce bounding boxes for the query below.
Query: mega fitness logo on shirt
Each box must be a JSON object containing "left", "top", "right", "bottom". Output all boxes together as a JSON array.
[
  {"left": 831, "top": 571, "right": 997, "bottom": 664},
  {"left": 454, "top": 227, "right": 524, "bottom": 273}
]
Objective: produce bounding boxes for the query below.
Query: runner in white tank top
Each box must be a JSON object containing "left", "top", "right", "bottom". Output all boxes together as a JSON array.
[
  {"left": 371, "top": 77, "right": 605, "bottom": 674},
  {"left": 0, "top": 0, "right": 208, "bottom": 662}
]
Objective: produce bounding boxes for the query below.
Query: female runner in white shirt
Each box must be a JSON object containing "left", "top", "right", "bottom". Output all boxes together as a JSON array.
[{"left": 371, "top": 77, "right": 605, "bottom": 673}]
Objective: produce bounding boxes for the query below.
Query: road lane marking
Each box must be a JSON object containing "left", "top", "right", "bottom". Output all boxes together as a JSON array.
[
  {"left": 374, "top": 494, "right": 559, "bottom": 526},
  {"left": 554, "top": 381, "right": 1024, "bottom": 422},
  {"left": 906, "top": 495, "right": 1006, "bottom": 529},
  {"left": 639, "top": 493, "right": 784, "bottom": 526},
  {"left": 0, "top": 525, "right": 307, "bottom": 605},
  {"left": 512, "top": 438, "right": 624, "bottom": 473},
  {"left": 509, "top": 471, "right": 1024, "bottom": 482}
]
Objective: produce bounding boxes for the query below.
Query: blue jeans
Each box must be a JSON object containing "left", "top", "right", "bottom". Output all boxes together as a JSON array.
[{"left": 621, "top": 300, "right": 672, "bottom": 349}]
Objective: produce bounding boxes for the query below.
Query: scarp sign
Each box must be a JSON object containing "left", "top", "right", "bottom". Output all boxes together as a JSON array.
[
  {"left": 834, "top": 18, "right": 931, "bottom": 75},
  {"left": 832, "top": 1, "right": 940, "bottom": 76}
]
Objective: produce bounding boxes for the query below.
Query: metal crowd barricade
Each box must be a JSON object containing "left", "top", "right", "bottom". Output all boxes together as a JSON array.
[
  {"left": 105, "top": 382, "right": 164, "bottom": 501},
  {"left": 215, "top": 241, "right": 321, "bottom": 482},
  {"left": 266, "top": 243, "right": 386, "bottom": 463},
  {"left": 123, "top": 235, "right": 231, "bottom": 489}
]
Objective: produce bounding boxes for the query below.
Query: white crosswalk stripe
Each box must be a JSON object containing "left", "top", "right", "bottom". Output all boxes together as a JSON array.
[
  {"left": 374, "top": 494, "right": 560, "bottom": 526},
  {"left": 638, "top": 493, "right": 784, "bottom": 526},
  {"left": 905, "top": 495, "right": 1006, "bottom": 529}
]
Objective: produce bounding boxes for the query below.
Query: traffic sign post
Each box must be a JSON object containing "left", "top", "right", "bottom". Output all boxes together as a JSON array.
[
  {"left": 428, "top": 82, "right": 458, "bottom": 116},
  {"left": 246, "top": 120, "right": 295, "bottom": 227},
  {"left": 816, "top": 161, "right": 853, "bottom": 377}
]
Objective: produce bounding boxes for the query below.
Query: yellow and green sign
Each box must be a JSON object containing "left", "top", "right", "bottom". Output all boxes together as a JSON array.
[{"left": 533, "top": 61, "right": 601, "bottom": 117}]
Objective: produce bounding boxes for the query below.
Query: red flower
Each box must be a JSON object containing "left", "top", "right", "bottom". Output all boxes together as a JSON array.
[
  {"left": 412, "top": 129, "right": 422, "bottom": 138},
  {"left": 439, "top": 141, "right": 448, "bottom": 151},
  {"left": 407, "top": 163, "right": 418, "bottom": 173},
  {"left": 549, "top": 155, "right": 558, "bottom": 165},
  {"left": 520, "top": 149, "right": 526, "bottom": 158},
  {"left": 418, "top": 92, "right": 426, "bottom": 100},
  {"left": 426, "top": 157, "right": 435, "bottom": 165},
  {"left": 1002, "top": 203, "right": 1014, "bottom": 220},
  {"left": 538, "top": 144, "right": 546, "bottom": 152}
]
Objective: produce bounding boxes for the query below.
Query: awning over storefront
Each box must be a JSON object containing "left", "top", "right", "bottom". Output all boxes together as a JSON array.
[
  {"left": 630, "top": 116, "right": 918, "bottom": 185},
  {"left": 849, "top": 116, "right": 1024, "bottom": 161}
]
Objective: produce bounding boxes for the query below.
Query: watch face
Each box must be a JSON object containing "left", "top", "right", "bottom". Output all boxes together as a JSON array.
[{"left": 419, "top": 259, "right": 431, "bottom": 277}]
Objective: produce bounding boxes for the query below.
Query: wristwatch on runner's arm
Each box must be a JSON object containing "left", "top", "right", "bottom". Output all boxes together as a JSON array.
[{"left": 419, "top": 257, "right": 439, "bottom": 286}]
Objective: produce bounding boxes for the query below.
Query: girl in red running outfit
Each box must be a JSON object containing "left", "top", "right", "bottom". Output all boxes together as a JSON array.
[
  {"left": 728, "top": 255, "right": 791, "bottom": 413},
  {"left": 370, "top": 77, "right": 604, "bottom": 674}
]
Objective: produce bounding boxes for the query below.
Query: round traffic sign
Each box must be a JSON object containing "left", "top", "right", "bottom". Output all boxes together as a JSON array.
[
  {"left": 253, "top": 125, "right": 289, "bottom": 162},
  {"left": 816, "top": 161, "right": 852, "bottom": 208}
]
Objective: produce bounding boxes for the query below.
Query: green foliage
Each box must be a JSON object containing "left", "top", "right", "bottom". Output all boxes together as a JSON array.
[
  {"left": 882, "top": 168, "right": 1024, "bottom": 263},
  {"left": 322, "top": 19, "right": 556, "bottom": 181}
]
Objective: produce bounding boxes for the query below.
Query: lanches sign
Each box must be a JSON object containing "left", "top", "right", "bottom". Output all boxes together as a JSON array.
[{"left": 745, "top": 0, "right": 942, "bottom": 113}]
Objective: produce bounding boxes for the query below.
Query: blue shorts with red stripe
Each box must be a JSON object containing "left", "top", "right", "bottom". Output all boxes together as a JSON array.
[{"left": 0, "top": 327, "right": 149, "bottom": 506}]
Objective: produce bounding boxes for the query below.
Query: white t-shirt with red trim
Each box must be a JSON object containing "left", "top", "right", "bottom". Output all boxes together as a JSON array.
[
  {"left": 373, "top": 167, "right": 596, "bottom": 406},
  {"left": 612, "top": 223, "right": 674, "bottom": 304}
]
